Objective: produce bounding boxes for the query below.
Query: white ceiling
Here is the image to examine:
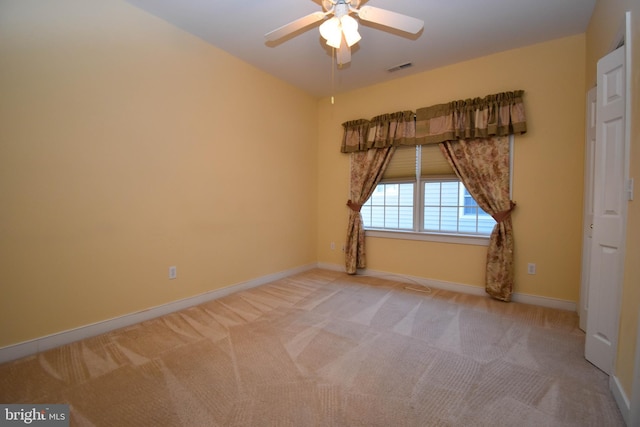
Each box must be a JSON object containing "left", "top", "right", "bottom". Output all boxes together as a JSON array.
[{"left": 126, "top": 0, "right": 596, "bottom": 98}]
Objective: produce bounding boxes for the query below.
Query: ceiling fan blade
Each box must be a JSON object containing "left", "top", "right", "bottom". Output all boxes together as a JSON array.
[
  {"left": 336, "top": 39, "right": 351, "bottom": 65},
  {"left": 357, "top": 6, "right": 424, "bottom": 34},
  {"left": 265, "top": 11, "right": 327, "bottom": 41}
]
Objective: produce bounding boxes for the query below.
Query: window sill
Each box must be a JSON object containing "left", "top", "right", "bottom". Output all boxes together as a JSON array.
[{"left": 364, "top": 229, "right": 490, "bottom": 246}]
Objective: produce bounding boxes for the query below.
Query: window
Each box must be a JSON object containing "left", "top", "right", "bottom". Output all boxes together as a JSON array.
[
  {"left": 361, "top": 143, "right": 507, "bottom": 240},
  {"left": 365, "top": 183, "right": 414, "bottom": 229},
  {"left": 422, "top": 180, "right": 495, "bottom": 235}
]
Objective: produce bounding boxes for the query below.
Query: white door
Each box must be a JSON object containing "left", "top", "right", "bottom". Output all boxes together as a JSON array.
[
  {"left": 584, "top": 45, "right": 627, "bottom": 374},
  {"left": 579, "top": 87, "right": 597, "bottom": 332}
]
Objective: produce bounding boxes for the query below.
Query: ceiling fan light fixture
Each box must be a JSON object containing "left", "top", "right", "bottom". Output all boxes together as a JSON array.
[
  {"left": 319, "top": 17, "right": 341, "bottom": 47},
  {"left": 266, "top": 1, "right": 424, "bottom": 66},
  {"left": 326, "top": 33, "right": 343, "bottom": 49},
  {"left": 340, "top": 15, "right": 361, "bottom": 47}
]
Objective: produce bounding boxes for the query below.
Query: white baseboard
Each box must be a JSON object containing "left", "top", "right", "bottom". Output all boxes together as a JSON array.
[
  {"left": 0, "top": 263, "right": 317, "bottom": 364},
  {"left": 511, "top": 291, "right": 576, "bottom": 312},
  {"left": 317, "top": 262, "right": 576, "bottom": 312},
  {"left": 610, "top": 375, "right": 631, "bottom": 426}
]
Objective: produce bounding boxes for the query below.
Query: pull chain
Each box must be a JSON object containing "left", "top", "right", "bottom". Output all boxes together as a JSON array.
[{"left": 331, "top": 47, "right": 335, "bottom": 105}]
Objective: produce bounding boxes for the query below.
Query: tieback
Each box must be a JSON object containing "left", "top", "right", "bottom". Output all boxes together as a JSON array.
[
  {"left": 346, "top": 200, "right": 362, "bottom": 212},
  {"left": 493, "top": 201, "right": 516, "bottom": 223}
]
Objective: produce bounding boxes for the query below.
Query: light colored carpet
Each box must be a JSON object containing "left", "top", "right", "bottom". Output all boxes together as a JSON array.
[{"left": 0, "top": 269, "right": 625, "bottom": 426}]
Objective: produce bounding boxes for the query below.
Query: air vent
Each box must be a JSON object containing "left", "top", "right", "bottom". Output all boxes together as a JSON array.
[{"left": 387, "top": 62, "right": 413, "bottom": 72}]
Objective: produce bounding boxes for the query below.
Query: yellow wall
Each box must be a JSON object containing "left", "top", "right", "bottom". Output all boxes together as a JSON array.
[
  {"left": 318, "top": 35, "right": 586, "bottom": 302},
  {"left": 0, "top": 0, "right": 318, "bottom": 347},
  {"left": 586, "top": 0, "right": 640, "bottom": 401}
]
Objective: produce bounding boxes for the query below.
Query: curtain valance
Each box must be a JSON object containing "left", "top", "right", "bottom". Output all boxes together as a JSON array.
[
  {"left": 415, "top": 91, "right": 527, "bottom": 145},
  {"left": 340, "top": 111, "right": 415, "bottom": 153},
  {"left": 340, "top": 91, "right": 527, "bottom": 152}
]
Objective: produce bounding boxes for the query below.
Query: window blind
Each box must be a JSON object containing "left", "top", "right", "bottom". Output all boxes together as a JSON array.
[
  {"left": 382, "top": 144, "right": 456, "bottom": 180},
  {"left": 420, "top": 144, "right": 455, "bottom": 177},
  {"left": 382, "top": 146, "right": 417, "bottom": 179}
]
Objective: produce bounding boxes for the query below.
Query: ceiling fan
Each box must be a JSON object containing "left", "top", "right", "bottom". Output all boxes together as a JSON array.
[{"left": 264, "top": 0, "right": 424, "bottom": 65}]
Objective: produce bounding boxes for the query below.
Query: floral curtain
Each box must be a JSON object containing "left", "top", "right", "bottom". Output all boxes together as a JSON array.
[
  {"left": 345, "top": 147, "right": 396, "bottom": 274},
  {"left": 440, "top": 136, "right": 516, "bottom": 301},
  {"left": 343, "top": 111, "right": 415, "bottom": 274}
]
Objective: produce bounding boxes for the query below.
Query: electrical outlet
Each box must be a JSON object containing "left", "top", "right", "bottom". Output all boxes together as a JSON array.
[
  {"left": 169, "top": 266, "right": 177, "bottom": 280},
  {"left": 330, "top": 242, "right": 335, "bottom": 250},
  {"left": 527, "top": 263, "right": 536, "bottom": 275}
]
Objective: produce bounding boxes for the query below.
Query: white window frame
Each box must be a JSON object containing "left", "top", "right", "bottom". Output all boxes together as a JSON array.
[{"left": 362, "top": 135, "right": 514, "bottom": 246}]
